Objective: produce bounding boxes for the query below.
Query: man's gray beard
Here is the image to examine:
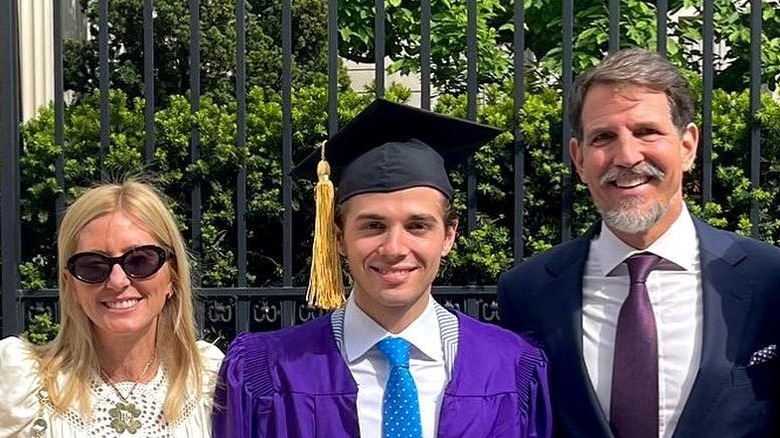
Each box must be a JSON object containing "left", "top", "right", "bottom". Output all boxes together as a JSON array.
[{"left": 599, "top": 196, "right": 667, "bottom": 234}]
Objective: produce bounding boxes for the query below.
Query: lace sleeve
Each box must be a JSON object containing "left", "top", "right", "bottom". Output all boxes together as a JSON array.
[{"left": 0, "top": 336, "right": 43, "bottom": 437}]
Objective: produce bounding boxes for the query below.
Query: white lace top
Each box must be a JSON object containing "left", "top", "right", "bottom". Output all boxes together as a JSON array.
[{"left": 0, "top": 337, "right": 224, "bottom": 438}]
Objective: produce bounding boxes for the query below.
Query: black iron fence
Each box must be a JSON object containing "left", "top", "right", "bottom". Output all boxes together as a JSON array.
[{"left": 0, "top": 0, "right": 770, "bottom": 344}]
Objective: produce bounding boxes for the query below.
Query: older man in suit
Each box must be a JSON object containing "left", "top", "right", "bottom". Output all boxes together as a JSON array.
[{"left": 498, "top": 48, "right": 780, "bottom": 438}]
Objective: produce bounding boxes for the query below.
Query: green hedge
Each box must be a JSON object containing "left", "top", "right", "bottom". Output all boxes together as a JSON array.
[{"left": 16, "top": 79, "right": 780, "bottom": 295}]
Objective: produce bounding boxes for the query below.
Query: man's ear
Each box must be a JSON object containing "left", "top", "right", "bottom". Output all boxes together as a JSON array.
[
  {"left": 569, "top": 137, "right": 585, "bottom": 179},
  {"left": 336, "top": 225, "right": 346, "bottom": 256},
  {"left": 680, "top": 122, "right": 699, "bottom": 172},
  {"left": 441, "top": 220, "right": 458, "bottom": 256}
]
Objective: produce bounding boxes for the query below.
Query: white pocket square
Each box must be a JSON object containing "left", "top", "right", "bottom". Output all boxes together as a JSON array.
[{"left": 748, "top": 344, "right": 777, "bottom": 366}]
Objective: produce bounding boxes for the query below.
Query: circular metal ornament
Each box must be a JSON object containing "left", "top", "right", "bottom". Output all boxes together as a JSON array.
[{"left": 31, "top": 418, "right": 48, "bottom": 436}]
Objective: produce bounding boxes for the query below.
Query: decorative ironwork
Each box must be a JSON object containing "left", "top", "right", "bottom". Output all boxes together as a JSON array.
[
  {"left": 206, "top": 298, "right": 233, "bottom": 323},
  {"left": 16, "top": 288, "right": 500, "bottom": 344},
  {"left": 23, "top": 299, "right": 58, "bottom": 325},
  {"left": 437, "top": 295, "right": 467, "bottom": 315},
  {"left": 441, "top": 299, "right": 462, "bottom": 312},
  {"left": 253, "top": 300, "right": 280, "bottom": 324},
  {"left": 296, "top": 300, "right": 327, "bottom": 324},
  {"left": 479, "top": 299, "right": 500, "bottom": 322}
]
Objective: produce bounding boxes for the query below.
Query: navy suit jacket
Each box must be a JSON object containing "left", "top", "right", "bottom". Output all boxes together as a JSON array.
[{"left": 498, "top": 218, "right": 780, "bottom": 437}]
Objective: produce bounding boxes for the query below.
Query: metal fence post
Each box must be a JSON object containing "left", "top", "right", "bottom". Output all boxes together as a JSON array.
[{"left": 1, "top": 0, "right": 22, "bottom": 336}]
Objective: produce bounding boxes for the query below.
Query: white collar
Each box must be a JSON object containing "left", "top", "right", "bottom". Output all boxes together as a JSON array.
[
  {"left": 595, "top": 202, "right": 699, "bottom": 275},
  {"left": 343, "top": 294, "right": 443, "bottom": 363}
]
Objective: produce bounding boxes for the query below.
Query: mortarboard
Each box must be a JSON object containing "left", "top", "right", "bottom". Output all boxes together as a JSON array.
[
  {"left": 294, "top": 98, "right": 503, "bottom": 309},
  {"left": 294, "top": 98, "right": 503, "bottom": 203}
]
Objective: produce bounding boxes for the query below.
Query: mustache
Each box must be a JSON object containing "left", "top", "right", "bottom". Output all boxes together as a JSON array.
[{"left": 599, "top": 162, "right": 665, "bottom": 185}]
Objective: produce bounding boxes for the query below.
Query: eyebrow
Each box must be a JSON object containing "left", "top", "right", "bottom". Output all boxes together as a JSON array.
[
  {"left": 353, "top": 212, "right": 439, "bottom": 222},
  {"left": 76, "top": 244, "right": 158, "bottom": 256},
  {"left": 585, "top": 127, "right": 613, "bottom": 137},
  {"left": 407, "top": 213, "right": 439, "bottom": 222},
  {"left": 628, "top": 121, "right": 666, "bottom": 131}
]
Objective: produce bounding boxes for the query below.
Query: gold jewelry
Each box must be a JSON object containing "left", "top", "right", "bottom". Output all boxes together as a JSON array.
[
  {"left": 31, "top": 388, "right": 49, "bottom": 437},
  {"left": 100, "top": 353, "right": 156, "bottom": 434}
]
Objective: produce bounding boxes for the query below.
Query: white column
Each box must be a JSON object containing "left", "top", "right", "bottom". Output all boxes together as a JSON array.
[
  {"left": 18, "top": 0, "right": 53, "bottom": 122},
  {"left": 17, "top": 0, "right": 85, "bottom": 122}
]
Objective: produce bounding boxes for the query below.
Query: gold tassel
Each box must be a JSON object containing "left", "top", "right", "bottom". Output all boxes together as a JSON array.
[{"left": 307, "top": 142, "right": 345, "bottom": 310}]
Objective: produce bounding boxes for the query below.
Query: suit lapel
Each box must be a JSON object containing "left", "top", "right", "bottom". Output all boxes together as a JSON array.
[
  {"left": 673, "top": 219, "right": 752, "bottom": 437},
  {"left": 537, "top": 226, "right": 614, "bottom": 437}
]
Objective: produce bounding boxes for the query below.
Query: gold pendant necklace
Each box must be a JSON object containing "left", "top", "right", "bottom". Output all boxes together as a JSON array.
[{"left": 100, "top": 353, "right": 156, "bottom": 435}]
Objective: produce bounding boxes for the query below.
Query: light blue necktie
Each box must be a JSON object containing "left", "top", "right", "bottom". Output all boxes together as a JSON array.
[{"left": 377, "top": 337, "right": 422, "bottom": 438}]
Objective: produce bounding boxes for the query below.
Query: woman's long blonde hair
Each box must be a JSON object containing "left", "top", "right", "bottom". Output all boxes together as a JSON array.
[{"left": 35, "top": 180, "right": 203, "bottom": 422}]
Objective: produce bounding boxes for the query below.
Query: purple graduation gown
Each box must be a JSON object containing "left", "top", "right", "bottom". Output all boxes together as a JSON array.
[{"left": 213, "top": 312, "right": 551, "bottom": 437}]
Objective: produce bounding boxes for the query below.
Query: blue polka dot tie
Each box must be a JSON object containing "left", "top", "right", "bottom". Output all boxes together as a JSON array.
[{"left": 377, "top": 337, "right": 422, "bottom": 438}]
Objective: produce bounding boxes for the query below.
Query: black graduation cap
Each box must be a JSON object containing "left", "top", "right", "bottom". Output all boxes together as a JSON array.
[
  {"left": 293, "top": 98, "right": 503, "bottom": 203},
  {"left": 295, "top": 98, "right": 502, "bottom": 311}
]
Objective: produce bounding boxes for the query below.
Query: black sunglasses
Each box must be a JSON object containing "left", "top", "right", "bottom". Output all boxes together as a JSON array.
[{"left": 66, "top": 245, "right": 173, "bottom": 284}]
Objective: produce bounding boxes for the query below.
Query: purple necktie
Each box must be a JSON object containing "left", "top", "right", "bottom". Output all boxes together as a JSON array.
[{"left": 610, "top": 252, "right": 662, "bottom": 438}]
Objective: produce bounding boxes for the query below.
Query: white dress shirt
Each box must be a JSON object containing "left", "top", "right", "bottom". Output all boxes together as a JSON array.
[
  {"left": 582, "top": 204, "right": 703, "bottom": 438},
  {"left": 343, "top": 295, "right": 448, "bottom": 438}
]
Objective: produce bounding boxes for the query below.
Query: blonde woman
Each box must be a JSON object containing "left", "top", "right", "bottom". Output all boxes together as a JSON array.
[{"left": 0, "top": 180, "right": 223, "bottom": 437}]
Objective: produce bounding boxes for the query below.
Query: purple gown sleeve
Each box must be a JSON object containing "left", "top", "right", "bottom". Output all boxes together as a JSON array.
[
  {"left": 519, "top": 346, "right": 553, "bottom": 438},
  {"left": 212, "top": 332, "right": 274, "bottom": 438}
]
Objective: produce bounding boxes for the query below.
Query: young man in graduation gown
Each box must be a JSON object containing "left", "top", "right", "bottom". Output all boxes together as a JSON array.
[{"left": 212, "top": 99, "right": 552, "bottom": 438}]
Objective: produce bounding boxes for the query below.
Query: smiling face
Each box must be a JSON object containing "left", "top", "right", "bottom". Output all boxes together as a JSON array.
[
  {"left": 65, "top": 210, "right": 172, "bottom": 344},
  {"left": 337, "top": 187, "right": 457, "bottom": 332},
  {"left": 570, "top": 83, "right": 698, "bottom": 248}
]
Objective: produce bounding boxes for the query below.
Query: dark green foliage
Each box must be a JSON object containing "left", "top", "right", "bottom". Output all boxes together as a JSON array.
[
  {"left": 65, "top": 0, "right": 345, "bottom": 106},
  {"left": 686, "top": 89, "right": 780, "bottom": 244},
  {"left": 17, "top": 0, "right": 780, "bottom": 344},
  {"left": 338, "top": 0, "right": 780, "bottom": 94},
  {"left": 339, "top": 0, "right": 513, "bottom": 94},
  {"left": 19, "top": 86, "right": 374, "bottom": 290},
  {"left": 21, "top": 313, "right": 60, "bottom": 345},
  {"left": 18, "top": 80, "right": 780, "bottom": 292}
]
